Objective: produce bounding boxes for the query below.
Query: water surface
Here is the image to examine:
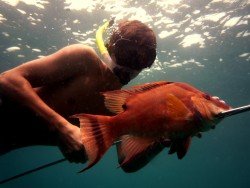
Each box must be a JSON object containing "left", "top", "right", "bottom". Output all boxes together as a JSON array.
[{"left": 0, "top": 0, "right": 250, "bottom": 187}]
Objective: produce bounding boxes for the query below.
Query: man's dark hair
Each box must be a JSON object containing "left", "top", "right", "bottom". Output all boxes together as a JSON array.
[{"left": 107, "top": 20, "right": 157, "bottom": 71}]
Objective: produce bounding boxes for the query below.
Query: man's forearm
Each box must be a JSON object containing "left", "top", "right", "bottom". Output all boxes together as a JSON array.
[{"left": 0, "top": 71, "right": 68, "bottom": 132}]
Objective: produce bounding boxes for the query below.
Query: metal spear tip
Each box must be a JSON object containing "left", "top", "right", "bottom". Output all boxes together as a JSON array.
[{"left": 216, "top": 104, "right": 250, "bottom": 119}]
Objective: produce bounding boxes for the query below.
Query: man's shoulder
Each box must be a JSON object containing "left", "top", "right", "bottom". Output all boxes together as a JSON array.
[
  {"left": 65, "top": 44, "right": 94, "bottom": 51},
  {"left": 62, "top": 44, "right": 97, "bottom": 56},
  {"left": 60, "top": 44, "right": 105, "bottom": 71}
]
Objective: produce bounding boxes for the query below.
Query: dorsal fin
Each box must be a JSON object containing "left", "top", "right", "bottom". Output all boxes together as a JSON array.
[
  {"left": 130, "top": 81, "right": 172, "bottom": 93},
  {"left": 102, "top": 81, "right": 172, "bottom": 114}
]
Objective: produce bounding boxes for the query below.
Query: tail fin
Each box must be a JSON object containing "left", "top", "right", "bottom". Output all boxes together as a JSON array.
[{"left": 71, "top": 114, "right": 115, "bottom": 172}]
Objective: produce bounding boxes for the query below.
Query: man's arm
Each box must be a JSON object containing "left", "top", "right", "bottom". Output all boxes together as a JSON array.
[{"left": 0, "top": 44, "right": 99, "bottom": 162}]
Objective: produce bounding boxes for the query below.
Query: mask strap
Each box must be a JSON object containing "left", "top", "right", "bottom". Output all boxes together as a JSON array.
[{"left": 95, "top": 18, "right": 114, "bottom": 69}]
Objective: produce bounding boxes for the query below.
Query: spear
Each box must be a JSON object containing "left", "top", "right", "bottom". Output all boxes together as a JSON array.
[
  {"left": 0, "top": 104, "right": 249, "bottom": 185},
  {"left": 216, "top": 104, "right": 250, "bottom": 119}
]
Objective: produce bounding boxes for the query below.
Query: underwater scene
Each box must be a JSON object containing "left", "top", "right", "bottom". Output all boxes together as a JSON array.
[{"left": 0, "top": 0, "right": 250, "bottom": 187}]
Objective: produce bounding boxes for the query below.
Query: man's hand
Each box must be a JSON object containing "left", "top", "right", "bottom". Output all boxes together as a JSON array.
[{"left": 57, "top": 123, "right": 87, "bottom": 163}]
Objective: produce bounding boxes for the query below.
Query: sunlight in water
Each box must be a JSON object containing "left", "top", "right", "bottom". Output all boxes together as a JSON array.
[
  {"left": 65, "top": 0, "right": 98, "bottom": 12},
  {"left": 0, "top": 0, "right": 48, "bottom": 8},
  {"left": 0, "top": 0, "right": 249, "bottom": 72},
  {"left": 0, "top": 13, "right": 7, "bottom": 23},
  {"left": 180, "top": 34, "right": 205, "bottom": 48},
  {"left": 0, "top": 0, "right": 18, "bottom": 6}
]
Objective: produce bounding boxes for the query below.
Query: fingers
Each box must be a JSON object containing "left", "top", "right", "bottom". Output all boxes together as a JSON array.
[
  {"left": 59, "top": 145, "right": 87, "bottom": 164},
  {"left": 57, "top": 124, "right": 87, "bottom": 164},
  {"left": 70, "top": 147, "right": 87, "bottom": 164}
]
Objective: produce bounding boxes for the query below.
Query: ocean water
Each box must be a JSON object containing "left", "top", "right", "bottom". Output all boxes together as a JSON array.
[{"left": 0, "top": 0, "right": 250, "bottom": 187}]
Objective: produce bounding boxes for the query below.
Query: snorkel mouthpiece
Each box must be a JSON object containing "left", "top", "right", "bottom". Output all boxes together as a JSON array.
[{"left": 96, "top": 18, "right": 114, "bottom": 68}]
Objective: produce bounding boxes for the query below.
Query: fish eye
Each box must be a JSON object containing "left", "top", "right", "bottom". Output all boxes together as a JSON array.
[
  {"left": 122, "top": 104, "right": 127, "bottom": 110},
  {"left": 203, "top": 93, "right": 211, "bottom": 100}
]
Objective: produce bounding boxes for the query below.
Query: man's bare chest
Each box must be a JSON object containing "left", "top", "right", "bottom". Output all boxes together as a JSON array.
[{"left": 36, "top": 75, "right": 120, "bottom": 117}]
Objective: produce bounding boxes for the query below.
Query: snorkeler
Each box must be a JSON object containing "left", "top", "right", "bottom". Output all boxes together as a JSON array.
[{"left": 0, "top": 18, "right": 157, "bottom": 163}]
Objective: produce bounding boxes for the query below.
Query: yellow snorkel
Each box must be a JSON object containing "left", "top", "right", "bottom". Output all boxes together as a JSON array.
[
  {"left": 95, "top": 18, "right": 140, "bottom": 83},
  {"left": 96, "top": 18, "right": 114, "bottom": 69}
]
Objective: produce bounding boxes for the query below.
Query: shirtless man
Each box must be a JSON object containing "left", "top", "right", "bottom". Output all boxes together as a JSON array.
[{"left": 0, "top": 19, "right": 157, "bottom": 163}]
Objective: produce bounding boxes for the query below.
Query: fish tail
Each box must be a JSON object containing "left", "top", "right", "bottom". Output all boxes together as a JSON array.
[{"left": 71, "top": 114, "right": 115, "bottom": 172}]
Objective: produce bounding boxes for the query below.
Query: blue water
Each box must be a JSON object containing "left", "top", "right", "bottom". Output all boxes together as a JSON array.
[{"left": 0, "top": 0, "right": 250, "bottom": 187}]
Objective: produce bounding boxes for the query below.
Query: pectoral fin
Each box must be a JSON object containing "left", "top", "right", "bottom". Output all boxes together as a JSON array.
[
  {"left": 166, "top": 94, "right": 192, "bottom": 120},
  {"left": 116, "top": 135, "right": 164, "bottom": 172}
]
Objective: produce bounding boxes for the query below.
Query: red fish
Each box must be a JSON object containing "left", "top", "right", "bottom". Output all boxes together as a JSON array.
[{"left": 72, "top": 81, "right": 231, "bottom": 172}]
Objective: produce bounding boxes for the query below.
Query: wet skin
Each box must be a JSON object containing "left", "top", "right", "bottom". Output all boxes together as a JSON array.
[{"left": 0, "top": 44, "right": 122, "bottom": 156}]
